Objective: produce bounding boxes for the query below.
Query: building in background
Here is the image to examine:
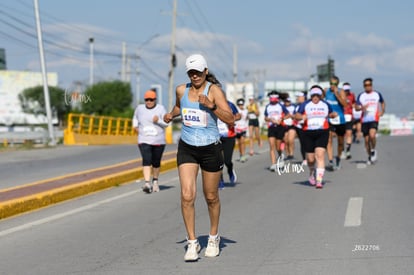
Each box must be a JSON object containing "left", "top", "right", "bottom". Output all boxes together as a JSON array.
[{"left": 0, "top": 70, "right": 58, "bottom": 126}]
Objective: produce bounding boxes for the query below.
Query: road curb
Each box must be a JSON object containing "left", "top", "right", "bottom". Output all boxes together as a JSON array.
[{"left": 0, "top": 158, "right": 177, "bottom": 220}]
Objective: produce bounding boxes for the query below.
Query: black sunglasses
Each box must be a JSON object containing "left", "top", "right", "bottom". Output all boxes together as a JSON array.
[{"left": 145, "top": 98, "right": 156, "bottom": 102}]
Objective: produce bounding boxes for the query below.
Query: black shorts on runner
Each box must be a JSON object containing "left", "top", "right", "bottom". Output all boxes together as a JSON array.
[
  {"left": 248, "top": 118, "right": 259, "bottom": 127},
  {"left": 361, "top": 122, "right": 378, "bottom": 136},
  {"left": 268, "top": 126, "right": 286, "bottom": 140},
  {"left": 177, "top": 139, "right": 224, "bottom": 172},
  {"left": 303, "top": 130, "right": 330, "bottom": 153},
  {"left": 345, "top": 121, "right": 353, "bottom": 131},
  {"left": 236, "top": 131, "right": 247, "bottom": 139},
  {"left": 138, "top": 143, "right": 166, "bottom": 167},
  {"left": 329, "top": 123, "right": 346, "bottom": 136}
]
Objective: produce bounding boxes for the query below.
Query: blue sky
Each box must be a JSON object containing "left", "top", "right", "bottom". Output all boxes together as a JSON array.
[{"left": 1, "top": 0, "right": 414, "bottom": 115}]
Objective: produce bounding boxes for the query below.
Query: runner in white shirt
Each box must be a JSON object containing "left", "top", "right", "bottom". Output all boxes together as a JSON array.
[
  {"left": 355, "top": 78, "right": 385, "bottom": 164},
  {"left": 132, "top": 90, "right": 169, "bottom": 193},
  {"left": 283, "top": 97, "right": 296, "bottom": 161},
  {"left": 295, "top": 85, "right": 338, "bottom": 189},
  {"left": 235, "top": 98, "right": 249, "bottom": 162}
]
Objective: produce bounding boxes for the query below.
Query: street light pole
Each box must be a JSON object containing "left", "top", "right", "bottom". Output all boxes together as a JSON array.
[
  {"left": 167, "top": 0, "right": 177, "bottom": 112},
  {"left": 33, "top": 0, "right": 55, "bottom": 146},
  {"left": 89, "top": 37, "right": 94, "bottom": 86}
]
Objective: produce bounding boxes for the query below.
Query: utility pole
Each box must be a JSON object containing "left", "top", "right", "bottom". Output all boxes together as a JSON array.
[
  {"left": 135, "top": 49, "right": 140, "bottom": 105},
  {"left": 233, "top": 44, "right": 238, "bottom": 84},
  {"left": 89, "top": 37, "right": 94, "bottom": 86},
  {"left": 33, "top": 0, "right": 55, "bottom": 146},
  {"left": 121, "top": 42, "right": 127, "bottom": 81},
  {"left": 167, "top": 0, "right": 177, "bottom": 112}
]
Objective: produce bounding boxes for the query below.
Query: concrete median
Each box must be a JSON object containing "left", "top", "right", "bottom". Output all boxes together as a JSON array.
[{"left": 0, "top": 152, "right": 178, "bottom": 220}]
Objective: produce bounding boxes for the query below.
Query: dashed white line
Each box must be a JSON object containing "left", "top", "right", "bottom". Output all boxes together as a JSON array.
[{"left": 344, "top": 197, "right": 363, "bottom": 227}]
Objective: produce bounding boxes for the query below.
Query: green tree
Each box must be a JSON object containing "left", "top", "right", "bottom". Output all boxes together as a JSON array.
[
  {"left": 19, "top": 85, "right": 71, "bottom": 124},
  {"left": 81, "top": 81, "right": 132, "bottom": 117}
]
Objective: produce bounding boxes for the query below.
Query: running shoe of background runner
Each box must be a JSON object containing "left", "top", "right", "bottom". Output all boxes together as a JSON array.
[
  {"left": 229, "top": 169, "right": 237, "bottom": 185},
  {"left": 142, "top": 182, "right": 152, "bottom": 193}
]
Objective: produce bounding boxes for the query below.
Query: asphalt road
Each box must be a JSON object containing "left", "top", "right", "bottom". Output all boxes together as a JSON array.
[
  {"left": 0, "top": 135, "right": 413, "bottom": 274},
  {"left": 0, "top": 144, "right": 178, "bottom": 189}
]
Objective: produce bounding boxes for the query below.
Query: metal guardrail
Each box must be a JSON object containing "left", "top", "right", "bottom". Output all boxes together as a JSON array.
[
  {"left": 63, "top": 113, "right": 138, "bottom": 145},
  {"left": 66, "top": 113, "right": 135, "bottom": 136}
]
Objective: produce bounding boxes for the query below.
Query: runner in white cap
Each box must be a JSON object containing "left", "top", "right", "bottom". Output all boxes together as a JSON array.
[
  {"left": 264, "top": 91, "right": 290, "bottom": 172},
  {"left": 235, "top": 98, "right": 249, "bottom": 162},
  {"left": 296, "top": 85, "right": 337, "bottom": 189},
  {"left": 342, "top": 83, "right": 356, "bottom": 159}
]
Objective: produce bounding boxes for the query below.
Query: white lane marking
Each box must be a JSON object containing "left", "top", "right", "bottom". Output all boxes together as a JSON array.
[
  {"left": 0, "top": 176, "right": 179, "bottom": 237},
  {"left": 0, "top": 190, "right": 138, "bottom": 237},
  {"left": 344, "top": 197, "right": 363, "bottom": 227}
]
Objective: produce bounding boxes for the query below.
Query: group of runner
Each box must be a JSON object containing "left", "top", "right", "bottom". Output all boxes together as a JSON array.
[
  {"left": 133, "top": 53, "right": 386, "bottom": 261},
  {"left": 259, "top": 76, "right": 385, "bottom": 188}
]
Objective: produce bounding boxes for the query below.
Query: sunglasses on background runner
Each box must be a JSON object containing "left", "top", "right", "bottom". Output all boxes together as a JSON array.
[
  {"left": 330, "top": 82, "right": 338, "bottom": 86},
  {"left": 145, "top": 98, "right": 156, "bottom": 102}
]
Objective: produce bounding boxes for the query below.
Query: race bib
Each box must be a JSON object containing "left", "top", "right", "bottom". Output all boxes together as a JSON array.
[
  {"left": 308, "top": 117, "right": 325, "bottom": 129},
  {"left": 182, "top": 108, "right": 207, "bottom": 127},
  {"left": 248, "top": 113, "right": 257, "bottom": 119},
  {"left": 284, "top": 118, "right": 293, "bottom": 126},
  {"left": 217, "top": 120, "right": 229, "bottom": 135},
  {"left": 329, "top": 116, "right": 340, "bottom": 125},
  {"left": 143, "top": 125, "right": 158, "bottom": 136},
  {"left": 366, "top": 105, "right": 376, "bottom": 115},
  {"left": 235, "top": 125, "right": 248, "bottom": 133},
  {"left": 344, "top": 114, "right": 352, "bottom": 122}
]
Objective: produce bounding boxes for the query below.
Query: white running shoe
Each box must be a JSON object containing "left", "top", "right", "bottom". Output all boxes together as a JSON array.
[
  {"left": 142, "top": 182, "right": 152, "bottom": 193},
  {"left": 184, "top": 240, "right": 201, "bottom": 262},
  {"left": 340, "top": 151, "right": 346, "bottom": 160},
  {"left": 204, "top": 236, "right": 220, "bottom": 257},
  {"left": 278, "top": 160, "right": 285, "bottom": 170},
  {"left": 371, "top": 150, "right": 377, "bottom": 162},
  {"left": 270, "top": 164, "right": 277, "bottom": 172},
  {"left": 152, "top": 181, "right": 160, "bottom": 192}
]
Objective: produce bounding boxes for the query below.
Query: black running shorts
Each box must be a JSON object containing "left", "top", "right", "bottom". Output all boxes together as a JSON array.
[
  {"left": 177, "top": 139, "right": 224, "bottom": 172},
  {"left": 303, "top": 129, "right": 330, "bottom": 153},
  {"left": 361, "top": 122, "right": 378, "bottom": 136},
  {"left": 268, "top": 126, "right": 286, "bottom": 140}
]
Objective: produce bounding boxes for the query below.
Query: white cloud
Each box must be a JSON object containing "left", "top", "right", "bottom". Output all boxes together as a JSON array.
[
  {"left": 336, "top": 32, "right": 394, "bottom": 54},
  {"left": 391, "top": 46, "right": 414, "bottom": 73}
]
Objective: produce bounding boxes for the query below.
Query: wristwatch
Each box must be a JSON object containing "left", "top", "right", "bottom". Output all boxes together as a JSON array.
[{"left": 209, "top": 104, "right": 217, "bottom": 111}]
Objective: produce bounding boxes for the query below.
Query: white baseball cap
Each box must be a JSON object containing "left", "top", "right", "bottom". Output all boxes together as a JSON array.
[
  {"left": 295, "top": 91, "right": 305, "bottom": 97},
  {"left": 309, "top": 87, "right": 323, "bottom": 96},
  {"left": 343, "top": 84, "right": 351, "bottom": 90},
  {"left": 185, "top": 54, "right": 208, "bottom": 72}
]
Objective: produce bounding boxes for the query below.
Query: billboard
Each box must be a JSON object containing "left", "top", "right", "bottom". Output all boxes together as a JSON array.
[{"left": 0, "top": 70, "right": 58, "bottom": 125}]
